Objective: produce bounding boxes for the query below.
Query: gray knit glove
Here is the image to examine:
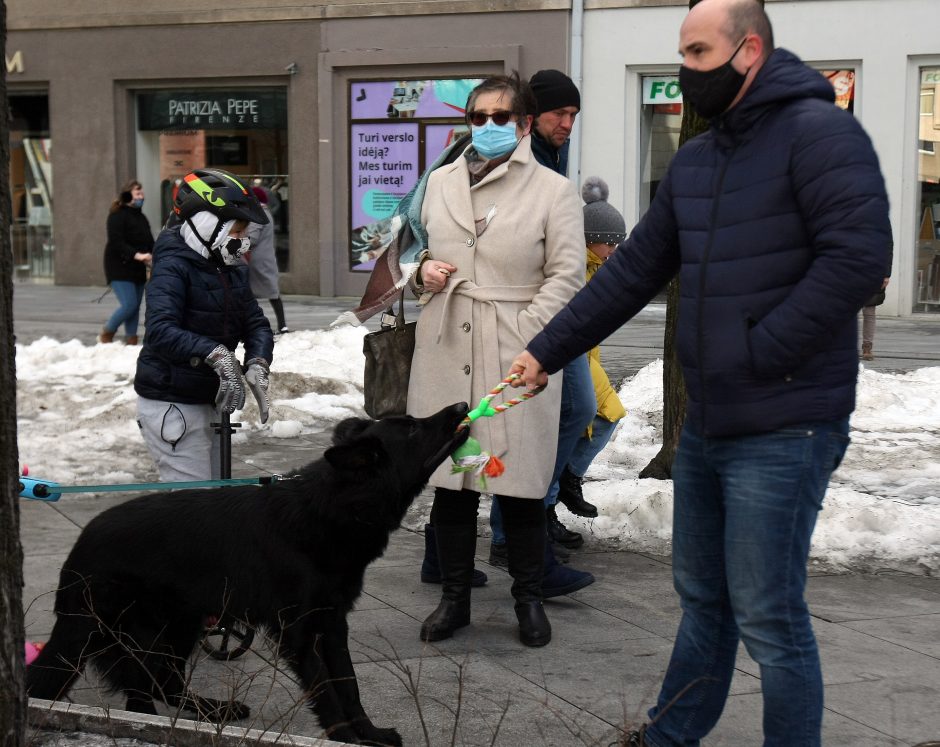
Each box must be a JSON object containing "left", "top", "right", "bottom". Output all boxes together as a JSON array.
[
  {"left": 205, "top": 345, "right": 246, "bottom": 414},
  {"left": 244, "top": 357, "right": 270, "bottom": 424}
]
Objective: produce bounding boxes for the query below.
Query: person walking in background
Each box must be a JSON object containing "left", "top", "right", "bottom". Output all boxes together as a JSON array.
[
  {"left": 511, "top": 1, "right": 890, "bottom": 743},
  {"left": 556, "top": 176, "right": 628, "bottom": 513},
  {"left": 861, "top": 241, "right": 892, "bottom": 361},
  {"left": 101, "top": 180, "right": 153, "bottom": 344},
  {"left": 135, "top": 169, "right": 273, "bottom": 482},
  {"left": 488, "top": 68, "right": 596, "bottom": 599},
  {"left": 247, "top": 186, "right": 290, "bottom": 334},
  {"left": 408, "top": 73, "right": 584, "bottom": 648}
]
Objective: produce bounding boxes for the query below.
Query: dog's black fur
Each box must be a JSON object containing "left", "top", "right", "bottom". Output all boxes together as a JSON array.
[{"left": 27, "top": 403, "right": 469, "bottom": 746}]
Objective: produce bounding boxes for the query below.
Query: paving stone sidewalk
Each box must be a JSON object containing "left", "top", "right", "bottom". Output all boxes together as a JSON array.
[{"left": 16, "top": 285, "right": 940, "bottom": 746}]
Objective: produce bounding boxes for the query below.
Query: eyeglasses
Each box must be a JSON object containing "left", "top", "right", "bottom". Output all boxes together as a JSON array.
[{"left": 466, "top": 110, "right": 516, "bottom": 127}]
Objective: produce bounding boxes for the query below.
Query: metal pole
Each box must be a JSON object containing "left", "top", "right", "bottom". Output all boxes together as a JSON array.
[{"left": 219, "top": 411, "right": 232, "bottom": 479}]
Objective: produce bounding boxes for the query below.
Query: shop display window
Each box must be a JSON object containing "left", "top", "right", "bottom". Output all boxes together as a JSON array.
[
  {"left": 917, "top": 68, "right": 940, "bottom": 313},
  {"left": 638, "top": 76, "right": 683, "bottom": 217},
  {"left": 10, "top": 94, "right": 53, "bottom": 280},
  {"left": 347, "top": 78, "right": 481, "bottom": 272},
  {"left": 135, "top": 89, "right": 290, "bottom": 271}
]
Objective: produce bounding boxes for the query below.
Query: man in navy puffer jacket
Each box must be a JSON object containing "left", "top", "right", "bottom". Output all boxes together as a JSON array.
[
  {"left": 135, "top": 169, "right": 274, "bottom": 483},
  {"left": 511, "top": 1, "right": 890, "bottom": 745}
]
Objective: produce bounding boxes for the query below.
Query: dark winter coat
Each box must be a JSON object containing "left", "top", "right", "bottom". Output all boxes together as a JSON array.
[
  {"left": 527, "top": 48, "right": 891, "bottom": 438},
  {"left": 104, "top": 205, "right": 153, "bottom": 284},
  {"left": 134, "top": 226, "right": 274, "bottom": 405},
  {"left": 530, "top": 130, "right": 569, "bottom": 176}
]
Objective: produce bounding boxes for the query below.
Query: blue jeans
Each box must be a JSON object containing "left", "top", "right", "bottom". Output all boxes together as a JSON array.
[
  {"left": 105, "top": 280, "right": 145, "bottom": 336},
  {"left": 490, "top": 355, "right": 595, "bottom": 545},
  {"left": 567, "top": 415, "right": 619, "bottom": 477},
  {"left": 644, "top": 419, "right": 850, "bottom": 747}
]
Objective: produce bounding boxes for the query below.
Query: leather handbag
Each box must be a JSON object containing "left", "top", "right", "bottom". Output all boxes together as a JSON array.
[{"left": 362, "top": 289, "right": 416, "bottom": 419}]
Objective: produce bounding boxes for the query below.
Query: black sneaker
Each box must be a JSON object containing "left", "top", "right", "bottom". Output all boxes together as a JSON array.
[
  {"left": 546, "top": 505, "right": 583, "bottom": 549},
  {"left": 488, "top": 542, "right": 508, "bottom": 568}
]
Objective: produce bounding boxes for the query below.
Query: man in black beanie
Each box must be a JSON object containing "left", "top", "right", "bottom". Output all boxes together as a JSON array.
[
  {"left": 528, "top": 69, "right": 581, "bottom": 175},
  {"left": 488, "top": 67, "right": 597, "bottom": 600}
]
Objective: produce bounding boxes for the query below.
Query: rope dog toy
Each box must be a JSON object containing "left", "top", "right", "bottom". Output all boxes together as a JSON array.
[{"left": 451, "top": 373, "right": 544, "bottom": 489}]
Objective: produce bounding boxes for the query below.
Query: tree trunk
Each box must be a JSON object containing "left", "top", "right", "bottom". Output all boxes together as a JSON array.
[
  {"left": 0, "top": 0, "right": 28, "bottom": 742},
  {"left": 640, "top": 0, "right": 762, "bottom": 479},
  {"left": 639, "top": 4, "right": 709, "bottom": 480}
]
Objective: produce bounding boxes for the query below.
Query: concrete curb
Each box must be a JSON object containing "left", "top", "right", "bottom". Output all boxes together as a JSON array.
[{"left": 27, "top": 699, "right": 347, "bottom": 747}]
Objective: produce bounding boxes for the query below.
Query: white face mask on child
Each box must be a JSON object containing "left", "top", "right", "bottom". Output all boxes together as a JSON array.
[{"left": 219, "top": 236, "right": 251, "bottom": 265}]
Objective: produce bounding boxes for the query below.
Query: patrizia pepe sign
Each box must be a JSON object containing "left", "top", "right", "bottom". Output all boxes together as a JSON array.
[{"left": 137, "top": 89, "right": 287, "bottom": 131}]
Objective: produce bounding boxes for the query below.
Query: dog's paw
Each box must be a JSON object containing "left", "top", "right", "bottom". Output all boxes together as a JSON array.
[
  {"left": 358, "top": 726, "right": 403, "bottom": 746},
  {"left": 224, "top": 699, "right": 251, "bottom": 721},
  {"left": 187, "top": 695, "right": 250, "bottom": 722}
]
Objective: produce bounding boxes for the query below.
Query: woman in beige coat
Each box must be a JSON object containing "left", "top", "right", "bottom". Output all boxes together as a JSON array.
[{"left": 407, "top": 73, "right": 584, "bottom": 648}]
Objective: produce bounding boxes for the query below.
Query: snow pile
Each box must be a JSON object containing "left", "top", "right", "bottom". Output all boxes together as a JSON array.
[{"left": 15, "top": 332, "right": 939, "bottom": 574}]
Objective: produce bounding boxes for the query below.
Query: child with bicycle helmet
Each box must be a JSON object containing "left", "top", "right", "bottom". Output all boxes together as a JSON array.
[{"left": 134, "top": 169, "right": 275, "bottom": 482}]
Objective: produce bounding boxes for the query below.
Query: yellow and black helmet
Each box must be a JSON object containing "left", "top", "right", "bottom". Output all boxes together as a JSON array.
[{"left": 173, "top": 169, "right": 268, "bottom": 225}]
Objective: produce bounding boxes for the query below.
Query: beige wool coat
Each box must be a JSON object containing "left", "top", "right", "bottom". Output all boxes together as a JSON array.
[{"left": 406, "top": 137, "right": 585, "bottom": 499}]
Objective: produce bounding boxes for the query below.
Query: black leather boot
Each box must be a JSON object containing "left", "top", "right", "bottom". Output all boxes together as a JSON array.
[
  {"left": 421, "top": 524, "right": 488, "bottom": 587},
  {"left": 556, "top": 467, "right": 598, "bottom": 517},
  {"left": 546, "top": 505, "right": 583, "bottom": 549},
  {"left": 420, "top": 491, "right": 479, "bottom": 642},
  {"left": 501, "top": 496, "right": 552, "bottom": 647}
]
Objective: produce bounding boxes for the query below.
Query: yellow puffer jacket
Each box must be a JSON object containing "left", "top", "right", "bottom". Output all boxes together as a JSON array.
[{"left": 586, "top": 248, "right": 627, "bottom": 428}]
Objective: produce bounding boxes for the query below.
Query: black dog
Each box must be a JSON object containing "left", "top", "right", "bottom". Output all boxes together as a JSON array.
[{"left": 27, "top": 403, "right": 469, "bottom": 746}]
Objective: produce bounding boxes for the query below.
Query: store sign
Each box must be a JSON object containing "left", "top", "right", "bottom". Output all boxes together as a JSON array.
[
  {"left": 923, "top": 70, "right": 940, "bottom": 86},
  {"left": 137, "top": 90, "right": 287, "bottom": 131},
  {"left": 643, "top": 76, "right": 682, "bottom": 105},
  {"left": 6, "top": 51, "right": 23, "bottom": 74}
]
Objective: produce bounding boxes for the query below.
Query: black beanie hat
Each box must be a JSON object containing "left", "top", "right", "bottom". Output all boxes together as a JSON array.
[{"left": 529, "top": 69, "right": 581, "bottom": 115}]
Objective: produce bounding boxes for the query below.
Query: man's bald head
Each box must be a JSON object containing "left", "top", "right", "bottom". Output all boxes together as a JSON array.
[
  {"left": 679, "top": 0, "right": 774, "bottom": 115},
  {"left": 688, "top": 0, "right": 774, "bottom": 60}
]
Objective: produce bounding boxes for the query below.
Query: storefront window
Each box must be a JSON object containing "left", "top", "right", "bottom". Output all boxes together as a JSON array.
[
  {"left": 10, "top": 94, "right": 53, "bottom": 280},
  {"left": 135, "top": 89, "right": 290, "bottom": 270},
  {"left": 917, "top": 68, "right": 940, "bottom": 313},
  {"left": 347, "top": 78, "right": 481, "bottom": 271},
  {"left": 639, "top": 76, "right": 683, "bottom": 217}
]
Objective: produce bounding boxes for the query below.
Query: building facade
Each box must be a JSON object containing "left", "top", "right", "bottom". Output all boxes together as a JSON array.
[
  {"left": 579, "top": 0, "right": 937, "bottom": 317},
  {"left": 7, "top": 0, "right": 571, "bottom": 296},
  {"left": 8, "top": 0, "right": 940, "bottom": 316}
]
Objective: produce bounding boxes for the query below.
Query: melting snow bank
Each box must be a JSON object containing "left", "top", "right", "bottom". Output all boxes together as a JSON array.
[
  {"left": 15, "top": 333, "right": 940, "bottom": 574},
  {"left": 559, "top": 361, "right": 940, "bottom": 575}
]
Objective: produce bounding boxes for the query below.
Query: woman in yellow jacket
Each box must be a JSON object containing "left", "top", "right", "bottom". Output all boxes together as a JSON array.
[{"left": 556, "top": 177, "right": 628, "bottom": 514}]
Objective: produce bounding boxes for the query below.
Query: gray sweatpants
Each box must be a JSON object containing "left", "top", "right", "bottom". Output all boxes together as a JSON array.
[{"left": 136, "top": 397, "right": 221, "bottom": 482}]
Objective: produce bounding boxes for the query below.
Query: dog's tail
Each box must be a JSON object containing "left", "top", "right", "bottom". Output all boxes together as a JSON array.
[{"left": 26, "top": 617, "right": 98, "bottom": 701}]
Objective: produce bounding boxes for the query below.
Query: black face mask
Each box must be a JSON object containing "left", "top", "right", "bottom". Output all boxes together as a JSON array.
[{"left": 679, "top": 37, "right": 749, "bottom": 120}]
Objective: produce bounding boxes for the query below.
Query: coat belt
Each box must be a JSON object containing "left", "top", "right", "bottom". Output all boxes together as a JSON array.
[{"left": 436, "top": 278, "right": 542, "bottom": 458}]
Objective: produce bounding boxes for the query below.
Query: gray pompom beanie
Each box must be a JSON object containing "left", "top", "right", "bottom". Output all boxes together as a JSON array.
[{"left": 582, "top": 176, "right": 626, "bottom": 245}]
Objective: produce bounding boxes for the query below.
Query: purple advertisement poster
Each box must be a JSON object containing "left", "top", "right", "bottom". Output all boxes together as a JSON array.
[
  {"left": 350, "top": 123, "right": 419, "bottom": 270},
  {"left": 348, "top": 78, "right": 481, "bottom": 271},
  {"left": 425, "top": 124, "right": 470, "bottom": 164},
  {"left": 350, "top": 79, "right": 480, "bottom": 120}
]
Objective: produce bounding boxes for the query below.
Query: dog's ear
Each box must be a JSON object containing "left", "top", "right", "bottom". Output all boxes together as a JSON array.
[
  {"left": 325, "top": 436, "right": 387, "bottom": 472},
  {"left": 332, "top": 417, "right": 372, "bottom": 445}
]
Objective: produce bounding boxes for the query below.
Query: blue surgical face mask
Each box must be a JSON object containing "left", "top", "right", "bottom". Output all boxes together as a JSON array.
[
  {"left": 131, "top": 198, "right": 144, "bottom": 209},
  {"left": 471, "top": 121, "right": 520, "bottom": 159}
]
